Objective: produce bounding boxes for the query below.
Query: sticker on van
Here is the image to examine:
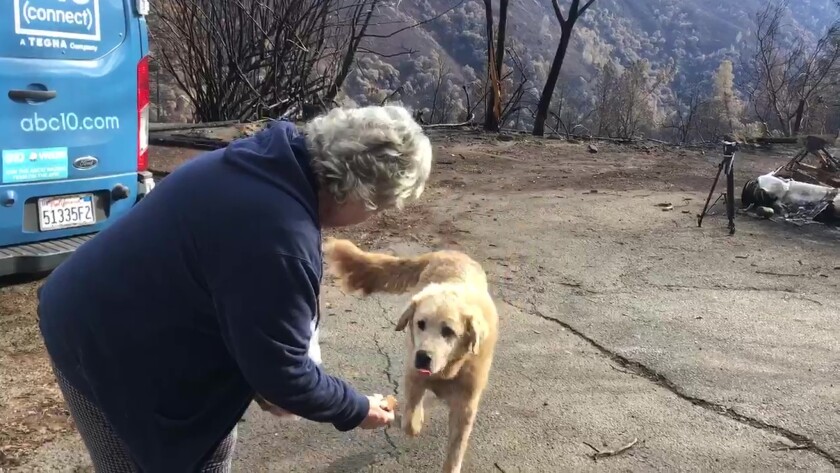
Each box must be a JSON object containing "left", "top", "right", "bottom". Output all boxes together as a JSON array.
[
  {"left": 14, "top": 0, "right": 101, "bottom": 51},
  {"left": 2, "top": 147, "right": 69, "bottom": 184}
]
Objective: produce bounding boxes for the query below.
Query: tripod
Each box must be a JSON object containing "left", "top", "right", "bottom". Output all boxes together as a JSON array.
[{"left": 697, "top": 140, "right": 738, "bottom": 235}]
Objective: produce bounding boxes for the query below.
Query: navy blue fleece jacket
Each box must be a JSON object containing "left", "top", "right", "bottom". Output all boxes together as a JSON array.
[{"left": 37, "top": 121, "right": 368, "bottom": 472}]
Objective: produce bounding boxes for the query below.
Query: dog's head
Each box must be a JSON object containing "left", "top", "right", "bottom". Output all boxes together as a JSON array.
[{"left": 395, "top": 283, "right": 490, "bottom": 377}]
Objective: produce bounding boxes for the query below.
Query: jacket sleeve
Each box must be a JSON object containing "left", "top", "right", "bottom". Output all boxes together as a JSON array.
[{"left": 210, "top": 247, "right": 369, "bottom": 431}]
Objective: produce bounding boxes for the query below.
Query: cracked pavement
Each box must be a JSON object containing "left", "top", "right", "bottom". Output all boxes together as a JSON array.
[
  {"left": 234, "top": 184, "right": 838, "bottom": 471},
  {"left": 14, "top": 139, "right": 840, "bottom": 472}
]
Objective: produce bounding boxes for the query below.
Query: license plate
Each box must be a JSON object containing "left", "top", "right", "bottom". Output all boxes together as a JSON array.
[{"left": 38, "top": 194, "right": 96, "bottom": 231}]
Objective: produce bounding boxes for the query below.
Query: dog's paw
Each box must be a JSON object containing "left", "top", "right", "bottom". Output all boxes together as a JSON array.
[
  {"left": 403, "top": 410, "right": 424, "bottom": 437},
  {"left": 404, "top": 422, "right": 422, "bottom": 437}
]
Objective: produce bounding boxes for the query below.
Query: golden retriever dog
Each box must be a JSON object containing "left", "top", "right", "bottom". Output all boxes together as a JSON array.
[{"left": 324, "top": 237, "right": 499, "bottom": 473}]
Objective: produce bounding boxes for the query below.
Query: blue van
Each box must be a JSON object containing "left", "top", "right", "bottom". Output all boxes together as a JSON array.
[{"left": 0, "top": 0, "right": 153, "bottom": 277}]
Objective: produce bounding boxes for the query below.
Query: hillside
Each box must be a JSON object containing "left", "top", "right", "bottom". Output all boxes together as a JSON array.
[
  {"left": 146, "top": 0, "right": 838, "bottom": 131},
  {"left": 342, "top": 0, "right": 838, "bottom": 121}
]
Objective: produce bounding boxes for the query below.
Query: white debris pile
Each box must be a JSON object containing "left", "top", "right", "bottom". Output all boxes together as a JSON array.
[{"left": 742, "top": 173, "right": 839, "bottom": 222}]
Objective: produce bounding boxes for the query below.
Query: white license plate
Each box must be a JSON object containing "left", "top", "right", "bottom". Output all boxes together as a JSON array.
[{"left": 38, "top": 194, "right": 96, "bottom": 231}]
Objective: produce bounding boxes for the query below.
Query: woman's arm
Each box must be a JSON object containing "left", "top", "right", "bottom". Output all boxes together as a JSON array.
[{"left": 210, "top": 246, "right": 369, "bottom": 432}]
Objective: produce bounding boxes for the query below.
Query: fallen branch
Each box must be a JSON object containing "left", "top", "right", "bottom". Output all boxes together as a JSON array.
[
  {"left": 380, "top": 86, "right": 404, "bottom": 106},
  {"left": 149, "top": 120, "right": 241, "bottom": 132},
  {"left": 148, "top": 134, "right": 230, "bottom": 150},
  {"left": 363, "top": 0, "right": 467, "bottom": 39},
  {"left": 422, "top": 113, "right": 476, "bottom": 129},
  {"left": 583, "top": 437, "right": 639, "bottom": 461},
  {"left": 569, "top": 134, "right": 635, "bottom": 144},
  {"left": 498, "top": 126, "right": 566, "bottom": 141}
]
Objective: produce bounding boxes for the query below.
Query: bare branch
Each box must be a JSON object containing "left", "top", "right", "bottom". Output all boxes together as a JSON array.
[
  {"left": 363, "top": 0, "right": 466, "bottom": 39},
  {"left": 150, "top": 0, "right": 437, "bottom": 122},
  {"left": 743, "top": 0, "right": 840, "bottom": 135},
  {"left": 380, "top": 86, "right": 404, "bottom": 106},
  {"left": 579, "top": 0, "right": 597, "bottom": 17},
  {"left": 533, "top": 0, "right": 598, "bottom": 135},
  {"left": 551, "top": 0, "right": 565, "bottom": 24},
  {"left": 357, "top": 46, "right": 416, "bottom": 58}
]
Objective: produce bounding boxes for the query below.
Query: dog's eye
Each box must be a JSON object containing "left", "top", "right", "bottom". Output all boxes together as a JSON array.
[
  {"left": 441, "top": 326, "right": 455, "bottom": 338},
  {"left": 417, "top": 320, "right": 426, "bottom": 331}
]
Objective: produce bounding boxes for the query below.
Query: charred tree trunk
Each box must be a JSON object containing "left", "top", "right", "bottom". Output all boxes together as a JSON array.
[
  {"left": 483, "top": 0, "right": 501, "bottom": 131},
  {"left": 792, "top": 99, "right": 807, "bottom": 136},
  {"left": 533, "top": 27, "right": 572, "bottom": 136},
  {"left": 532, "top": 0, "right": 596, "bottom": 136},
  {"left": 495, "top": 0, "right": 509, "bottom": 82},
  {"left": 325, "top": 2, "right": 377, "bottom": 103},
  {"left": 483, "top": 0, "right": 509, "bottom": 131}
]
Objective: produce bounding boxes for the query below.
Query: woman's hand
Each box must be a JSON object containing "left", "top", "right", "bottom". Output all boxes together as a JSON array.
[{"left": 358, "top": 394, "right": 395, "bottom": 429}]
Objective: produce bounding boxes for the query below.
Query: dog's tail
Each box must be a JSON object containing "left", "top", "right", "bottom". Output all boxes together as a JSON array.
[{"left": 323, "top": 238, "right": 430, "bottom": 296}]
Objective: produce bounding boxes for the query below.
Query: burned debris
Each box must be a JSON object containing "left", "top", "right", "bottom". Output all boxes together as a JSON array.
[{"left": 741, "top": 136, "right": 840, "bottom": 224}]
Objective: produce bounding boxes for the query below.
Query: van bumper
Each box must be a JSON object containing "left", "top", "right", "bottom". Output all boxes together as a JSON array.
[{"left": 0, "top": 234, "right": 94, "bottom": 277}]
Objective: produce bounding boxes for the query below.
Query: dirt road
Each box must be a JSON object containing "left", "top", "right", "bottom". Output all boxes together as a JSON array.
[{"left": 4, "top": 133, "right": 839, "bottom": 471}]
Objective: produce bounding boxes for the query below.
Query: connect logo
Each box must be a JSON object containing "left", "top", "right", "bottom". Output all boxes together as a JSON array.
[
  {"left": 14, "top": 0, "right": 101, "bottom": 42},
  {"left": 20, "top": 112, "right": 120, "bottom": 133}
]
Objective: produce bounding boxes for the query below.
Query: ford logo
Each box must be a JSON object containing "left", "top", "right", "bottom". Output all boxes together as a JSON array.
[{"left": 73, "top": 156, "right": 98, "bottom": 170}]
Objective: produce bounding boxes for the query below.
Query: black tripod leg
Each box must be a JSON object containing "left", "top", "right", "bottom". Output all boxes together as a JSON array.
[
  {"left": 726, "top": 157, "right": 735, "bottom": 235},
  {"left": 698, "top": 162, "right": 724, "bottom": 227}
]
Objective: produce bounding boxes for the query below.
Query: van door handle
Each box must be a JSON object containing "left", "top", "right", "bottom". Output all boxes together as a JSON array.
[{"left": 8, "top": 89, "right": 57, "bottom": 103}]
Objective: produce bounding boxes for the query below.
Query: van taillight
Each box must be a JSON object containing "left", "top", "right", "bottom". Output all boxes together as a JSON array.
[{"left": 137, "top": 56, "right": 150, "bottom": 172}]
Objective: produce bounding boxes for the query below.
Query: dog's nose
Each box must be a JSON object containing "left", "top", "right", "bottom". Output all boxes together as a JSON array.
[{"left": 414, "top": 351, "right": 432, "bottom": 370}]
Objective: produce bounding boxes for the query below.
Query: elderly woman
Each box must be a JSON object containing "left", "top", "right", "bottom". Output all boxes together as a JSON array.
[{"left": 37, "top": 105, "right": 433, "bottom": 472}]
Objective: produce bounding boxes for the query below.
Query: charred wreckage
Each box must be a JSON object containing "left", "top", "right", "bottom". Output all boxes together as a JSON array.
[
  {"left": 741, "top": 135, "right": 840, "bottom": 224},
  {"left": 698, "top": 135, "right": 839, "bottom": 235}
]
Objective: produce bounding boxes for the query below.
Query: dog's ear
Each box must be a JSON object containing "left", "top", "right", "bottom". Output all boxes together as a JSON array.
[
  {"left": 465, "top": 312, "right": 488, "bottom": 356},
  {"left": 395, "top": 300, "right": 416, "bottom": 331}
]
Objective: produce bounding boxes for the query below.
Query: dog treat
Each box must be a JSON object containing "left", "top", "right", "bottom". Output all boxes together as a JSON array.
[{"left": 382, "top": 395, "right": 398, "bottom": 412}]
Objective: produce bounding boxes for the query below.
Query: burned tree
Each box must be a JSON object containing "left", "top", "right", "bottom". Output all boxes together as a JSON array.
[
  {"left": 150, "top": 0, "right": 462, "bottom": 122},
  {"left": 613, "top": 60, "right": 660, "bottom": 139},
  {"left": 532, "top": 0, "right": 596, "bottom": 136},
  {"left": 460, "top": 42, "right": 532, "bottom": 130},
  {"left": 323, "top": 1, "right": 382, "bottom": 104},
  {"left": 591, "top": 59, "right": 669, "bottom": 140},
  {"left": 481, "top": 0, "right": 510, "bottom": 131},
  {"left": 550, "top": 81, "right": 592, "bottom": 139},
  {"left": 593, "top": 61, "right": 618, "bottom": 137},
  {"left": 711, "top": 60, "right": 742, "bottom": 135},
  {"left": 499, "top": 45, "right": 529, "bottom": 126},
  {"left": 151, "top": 0, "right": 338, "bottom": 121},
  {"left": 744, "top": 1, "right": 840, "bottom": 136},
  {"left": 425, "top": 53, "right": 458, "bottom": 124},
  {"left": 663, "top": 85, "right": 708, "bottom": 145}
]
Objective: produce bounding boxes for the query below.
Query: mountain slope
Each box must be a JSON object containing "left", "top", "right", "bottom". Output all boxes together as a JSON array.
[{"left": 346, "top": 0, "right": 838, "bottom": 116}]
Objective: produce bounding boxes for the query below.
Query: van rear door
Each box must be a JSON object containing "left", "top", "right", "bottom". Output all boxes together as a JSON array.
[{"left": 0, "top": 0, "right": 143, "bottom": 248}]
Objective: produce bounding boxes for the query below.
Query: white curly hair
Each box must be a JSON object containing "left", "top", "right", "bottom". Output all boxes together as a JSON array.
[{"left": 303, "top": 105, "right": 433, "bottom": 211}]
